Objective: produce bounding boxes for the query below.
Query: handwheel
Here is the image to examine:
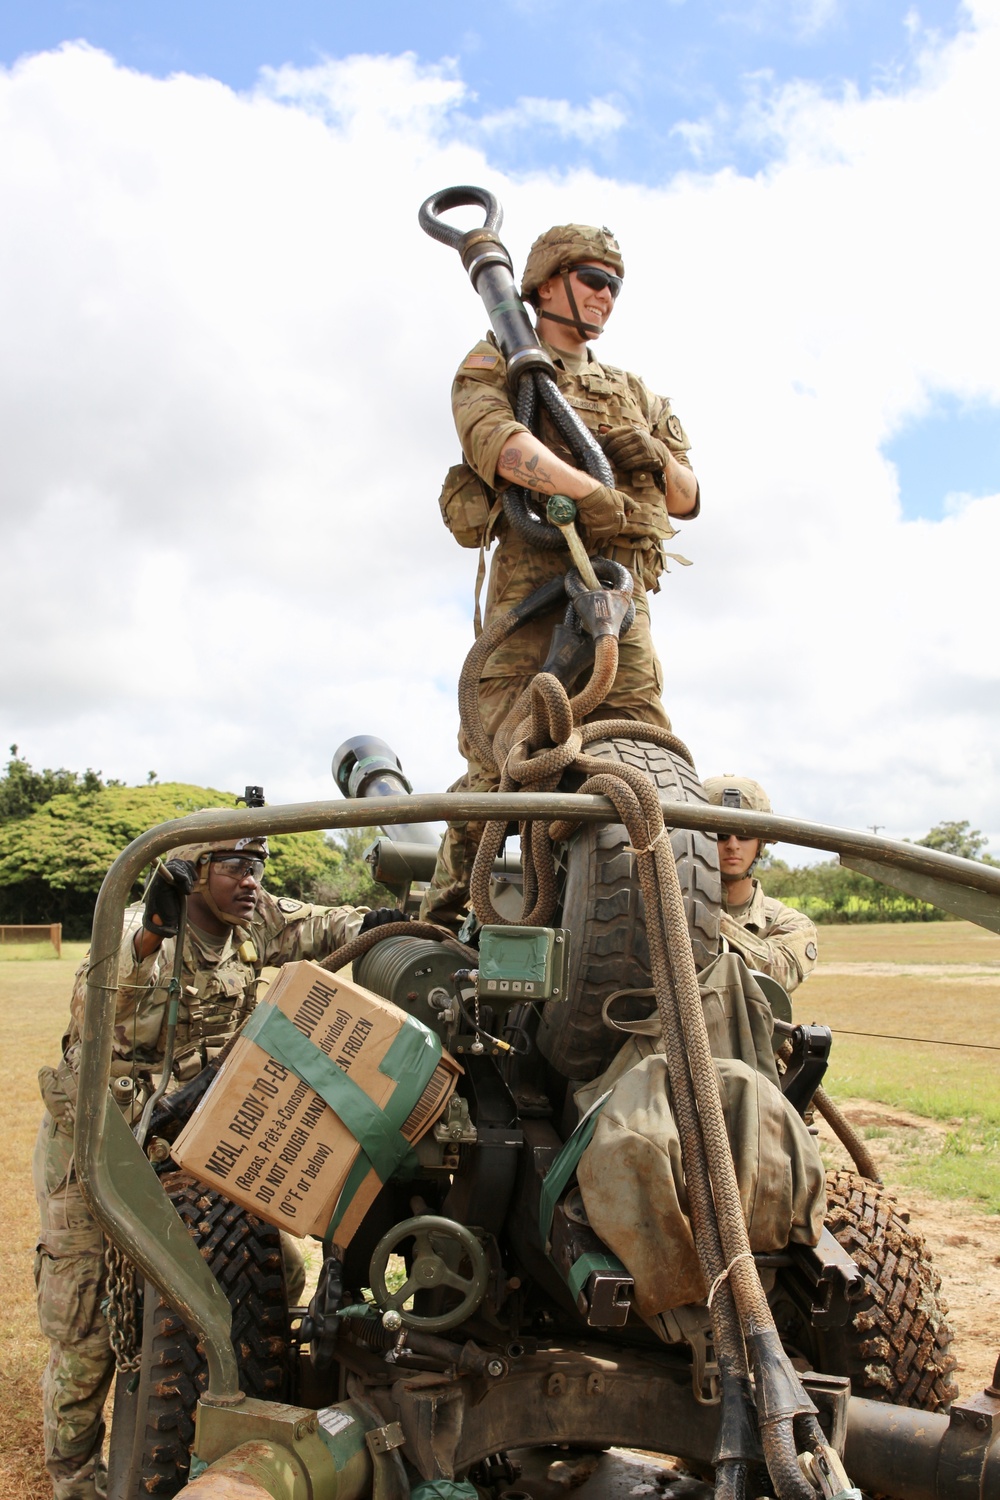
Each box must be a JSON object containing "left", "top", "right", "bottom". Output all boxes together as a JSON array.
[{"left": 369, "top": 1214, "right": 488, "bottom": 1333}]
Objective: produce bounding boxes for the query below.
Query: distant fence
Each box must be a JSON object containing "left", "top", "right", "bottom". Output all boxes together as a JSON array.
[{"left": 0, "top": 923, "right": 62, "bottom": 956}]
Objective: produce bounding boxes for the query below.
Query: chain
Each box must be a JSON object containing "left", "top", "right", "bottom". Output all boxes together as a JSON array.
[{"left": 103, "top": 1237, "right": 142, "bottom": 1373}]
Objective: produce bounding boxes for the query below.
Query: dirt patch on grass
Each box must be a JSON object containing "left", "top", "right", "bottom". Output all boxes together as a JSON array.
[
  {"left": 819, "top": 961, "right": 1000, "bottom": 979},
  {"left": 817, "top": 1097, "right": 1000, "bottom": 1397}
]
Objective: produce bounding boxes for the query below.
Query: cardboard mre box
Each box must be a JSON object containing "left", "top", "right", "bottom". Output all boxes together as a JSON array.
[{"left": 172, "top": 960, "right": 460, "bottom": 1245}]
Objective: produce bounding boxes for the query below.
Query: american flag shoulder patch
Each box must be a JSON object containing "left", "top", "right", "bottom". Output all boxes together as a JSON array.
[{"left": 462, "top": 353, "right": 500, "bottom": 369}]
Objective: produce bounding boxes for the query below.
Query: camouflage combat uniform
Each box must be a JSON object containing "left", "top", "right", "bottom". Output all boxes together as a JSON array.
[
  {"left": 720, "top": 880, "right": 819, "bottom": 994},
  {"left": 33, "top": 891, "right": 364, "bottom": 1500},
  {"left": 421, "top": 332, "right": 699, "bottom": 924}
]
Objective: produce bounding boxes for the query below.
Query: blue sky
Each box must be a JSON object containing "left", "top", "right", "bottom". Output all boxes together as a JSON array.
[
  {"left": 4, "top": 2, "right": 994, "bottom": 525},
  {"left": 1, "top": 1, "right": 999, "bottom": 841},
  {"left": 886, "top": 397, "right": 1000, "bottom": 521},
  {"left": 0, "top": 0, "right": 973, "bottom": 180}
]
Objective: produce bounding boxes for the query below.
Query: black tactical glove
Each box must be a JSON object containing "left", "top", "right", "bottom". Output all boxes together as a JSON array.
[
  {"left": 600, "top": 425, "right": 671, "bottom": 474},
  {"left": 143, "top": 858, "right": 196, "bottom": 937},
  {"left": 576, "top": 483, "right": 631, "bottom": 545},
  {"left": 359, "top": 907, "right": 411, "bottom": 934}
]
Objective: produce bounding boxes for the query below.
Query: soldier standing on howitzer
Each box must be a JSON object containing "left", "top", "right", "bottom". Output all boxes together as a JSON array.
[
  {"left": 703, "top": 775, "right": 820, "bottom": 994},
  {"left": 421, "top": 222, "right": 701, "bottom": 929},
  {"left": 33, "top": 833, "right": 405, "bottom": 1500}
]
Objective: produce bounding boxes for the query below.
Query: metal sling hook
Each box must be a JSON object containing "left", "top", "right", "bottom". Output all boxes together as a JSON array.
[
  {"left": 419, "top": 183, "right": 555, "bottom": 386},
  {"left": 418, "top": 184, "right": 503, "bottom": 250}
]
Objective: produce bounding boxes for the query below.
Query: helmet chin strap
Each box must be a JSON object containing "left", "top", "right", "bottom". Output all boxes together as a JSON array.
[
  {"left": 537, "top": 270, "right": 604, "bottom": 341},
  {"left": 195, "top": 858, "right": 247, "bottom": 929}
]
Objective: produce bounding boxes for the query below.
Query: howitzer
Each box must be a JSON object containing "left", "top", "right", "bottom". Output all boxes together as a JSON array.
[{"left": 75, "top": 787, "right": 1000, "bottom": 1500}]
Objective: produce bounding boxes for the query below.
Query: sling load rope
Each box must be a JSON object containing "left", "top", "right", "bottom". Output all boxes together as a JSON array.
[{"left": 421, "top": 183, "right": 850, "bottom": 1500}]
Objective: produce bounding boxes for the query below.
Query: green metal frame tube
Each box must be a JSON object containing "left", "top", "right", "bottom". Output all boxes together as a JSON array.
[{"left": 76, "top": 792, "right": 1000, "bottom": 1402}]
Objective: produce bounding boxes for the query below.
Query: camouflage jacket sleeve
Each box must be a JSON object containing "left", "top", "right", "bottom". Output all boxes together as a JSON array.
[
  {"left": 68, "top": 903, "right": 168, "bottom": 1048},
  {"left": 720, "top": 886, "right": 818, "bottom": 994},
  {"left": 451, "top": 338, "right": 530, "bottom": 487},
  {"left": 625, "top": 372, "right": 700, "bottom": 518},
  {"left": 254, "top": 890, "right": 368, "bottom": 968}
]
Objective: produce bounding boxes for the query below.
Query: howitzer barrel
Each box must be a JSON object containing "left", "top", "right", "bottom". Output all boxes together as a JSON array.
[
  {"left": 332, "top": 735, "right": 437, "bottom": 845},
  {"left": 365, "top": 836, "right": 521, "bottom": 888}
]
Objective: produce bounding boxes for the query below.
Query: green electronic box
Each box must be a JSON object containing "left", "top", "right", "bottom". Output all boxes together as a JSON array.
[{"left": 476, "top": 925, "right": 569, "bottom": 1004}]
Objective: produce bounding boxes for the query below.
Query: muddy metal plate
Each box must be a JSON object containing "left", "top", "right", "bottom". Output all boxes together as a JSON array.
[{"left": 504, "top": 1447, "right": 713, "bottom": 1500}]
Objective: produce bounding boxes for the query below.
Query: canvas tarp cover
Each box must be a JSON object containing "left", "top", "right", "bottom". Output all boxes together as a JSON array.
[{"left": 574, "top": 953, "right": 826, "bottom": 1316}]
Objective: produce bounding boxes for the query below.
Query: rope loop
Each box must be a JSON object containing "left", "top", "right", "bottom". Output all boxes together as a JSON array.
[
  {"left": 625, "top": 825, "right": 669, "bottom": 857},
  {"left": 706, "top": 1251, "right": 756, "bottom": 1308}
]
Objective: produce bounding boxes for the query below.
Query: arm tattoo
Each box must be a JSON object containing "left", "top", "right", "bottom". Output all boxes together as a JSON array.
[{"left": 499, "top": 445, "right": 556, "bottom": 493}]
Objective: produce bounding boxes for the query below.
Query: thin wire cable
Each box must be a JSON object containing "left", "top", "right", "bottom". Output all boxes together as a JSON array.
[{"left": 830, "top": 1027, "right": 1000, "bottom": 1051}]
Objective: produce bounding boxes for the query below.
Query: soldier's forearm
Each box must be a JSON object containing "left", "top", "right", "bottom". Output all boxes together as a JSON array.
[
  {"left": 665, "top": 456, "right": 699, "bottom": 516},
  {"left": 496, "top": 434, "right": 595, "bottom": 501},
  {"left": 134, "top": 928, "right": 165, "bottom": 960}
]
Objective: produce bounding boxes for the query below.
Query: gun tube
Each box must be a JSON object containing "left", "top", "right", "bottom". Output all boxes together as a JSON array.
[{"left": 332, "top": 735, "right": 437, "bottom": 845}]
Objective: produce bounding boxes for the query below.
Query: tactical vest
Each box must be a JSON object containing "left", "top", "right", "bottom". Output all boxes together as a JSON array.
[
  {"left": 538, "top": 362, "right": 676, "bottom": 544},
  {"left": 156, "top": 940, "right": 263, "bottom": 1078}
]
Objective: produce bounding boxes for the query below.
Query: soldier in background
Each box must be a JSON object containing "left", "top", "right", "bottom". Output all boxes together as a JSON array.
[
  {"left": 33, "top": 836, "right": 399, "bottom": 1500},
  {"left": 422, "top": 223, "right": 701, "bottom": 928},
  {"left": 703, "top": 775, "right": 819, "bottom": 995}
]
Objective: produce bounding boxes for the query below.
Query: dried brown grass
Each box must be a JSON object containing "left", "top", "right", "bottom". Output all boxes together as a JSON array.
[
  {"left": 0, "top": 947, "right": 86, "bottom": 1500},
  {"left": 2, "top": 925, "right": 997, "bottom": 1494}
]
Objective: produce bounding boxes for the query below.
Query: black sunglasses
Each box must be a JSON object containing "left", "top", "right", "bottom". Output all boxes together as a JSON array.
[
  {"left": 716, "top": 833, "right": 756, "bottom": 843},
  {"left": 570, "top": 265, "right": 623, "bottom": 300}
]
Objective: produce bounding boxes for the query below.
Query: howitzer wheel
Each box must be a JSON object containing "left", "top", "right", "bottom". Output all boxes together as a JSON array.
[
  {"left": 537, "top": 735, "right": 721, "bottom": 1081},
  {"left": 771, "top": 1170, "right": 959, "bottom": 1415},
  {"left": 816, "top": 1170, "right": 959, "bottom": 1412},
  {"left": 119, "top": 1173, "right": 290, "bottom": 1497}
]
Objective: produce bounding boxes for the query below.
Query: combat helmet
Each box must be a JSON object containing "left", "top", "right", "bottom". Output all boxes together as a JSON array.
[
  {"left": 703, "top": 775, "right": 770, "bottom": 879},
  {"left": 702, "top": 775, "right": 771, "bottom": 814},
  {"left": 521, "top": 224, "right": 625, "bottom": 301},
  {"left": 167, "top": 833, "right": 269, "bottom": 929},
  {"left": 521, "top": 224, "right": 624, "bottom": 341}
]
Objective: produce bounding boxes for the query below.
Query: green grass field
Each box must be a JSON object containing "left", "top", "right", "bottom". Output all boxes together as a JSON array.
[
  {"left": 792, "top": 921, "right": 1000, "bottom": 1210},
  {"left": 3, "top": 923, "right": 998, "bottom": 1495}
]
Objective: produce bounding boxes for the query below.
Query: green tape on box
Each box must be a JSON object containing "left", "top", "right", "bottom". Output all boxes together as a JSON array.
[{"left": 242, "top": 1000, "right": 444, "bottom": 1230}]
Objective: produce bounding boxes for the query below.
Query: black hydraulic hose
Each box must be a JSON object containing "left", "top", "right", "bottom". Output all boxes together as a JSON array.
[
  {"left": 503, "top": 370, "right": 566, "bottom": 550},
  {"left": 535, "top": 371, "right": 614, "bottom": 485}
]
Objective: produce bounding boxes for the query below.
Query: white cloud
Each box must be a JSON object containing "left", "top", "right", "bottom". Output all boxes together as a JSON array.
[
  {"left": 474, "top": 96, "right": 627, "bottom": 142},
  {"left": 1, "top": 22, "right": 1000, "bottom": 861}
]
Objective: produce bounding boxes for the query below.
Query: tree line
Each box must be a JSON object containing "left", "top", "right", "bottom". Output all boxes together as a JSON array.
[
  {"left": 1, "top": 749, "right": 995, "bottom": 935},
  {"left": 758, "top": 820, "right": 996, "bottom": 923},
  {"left": 0, "top": 749, "right": 390, "bottom": 938}
]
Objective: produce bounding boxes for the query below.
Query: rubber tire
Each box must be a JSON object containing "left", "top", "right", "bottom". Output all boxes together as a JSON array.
[
  {"left": 135, "top": 1173, "right": 291, "bottom": 1495},
  {"left": 815, "top": 1170, "right": 958, "bottom": 1412},
  {"left": 536, "top": 735, "right": 721, "bottom": 1081}
]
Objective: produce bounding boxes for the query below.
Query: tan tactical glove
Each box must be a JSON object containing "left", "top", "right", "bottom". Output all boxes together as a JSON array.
[
  {"left": 577, "top": 483, "right": 631, "bottom": 544},
  {"left": 600, "top": 425, "right": 671, "bottom": 474}
]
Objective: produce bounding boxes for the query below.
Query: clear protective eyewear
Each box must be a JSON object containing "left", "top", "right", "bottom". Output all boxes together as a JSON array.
[{"left": 210, "top": 854, "right": 266, "bottom": 883}]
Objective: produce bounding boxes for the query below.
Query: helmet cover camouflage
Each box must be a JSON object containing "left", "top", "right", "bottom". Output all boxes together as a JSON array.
[
  {"left": 163, "top": 833, "right": 270, "bottom": 929},
  {"left": 521, "top": 224, "right": 625, "bottom": 302},
  {"left": 167, "top": 834, "right": 269, "bottom": 866},
  {"left": 702, "top": 776, "right": 772, "bottom": 815}
]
